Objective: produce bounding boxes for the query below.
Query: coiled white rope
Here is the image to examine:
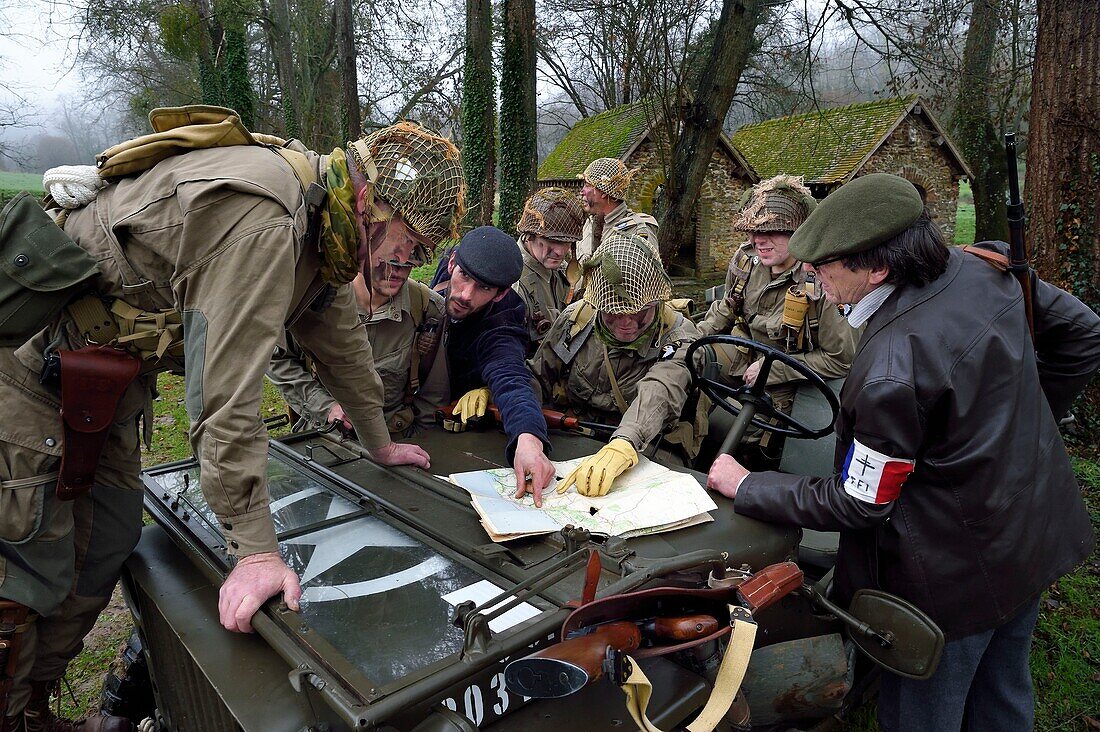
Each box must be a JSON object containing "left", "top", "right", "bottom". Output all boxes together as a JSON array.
[{"left": 42, "top": 165, "right": 105, "bottom": 209}]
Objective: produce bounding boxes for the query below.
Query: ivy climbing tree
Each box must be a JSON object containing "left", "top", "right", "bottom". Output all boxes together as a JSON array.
[
  {"left": 160, "top": 0, "right": 255, "bottom": 128},
  {"left": 219, "top": 0, "right": 255, "bottom": 128},
  {"left": 498, "top": 0, "right": 537, "bottom": 236},
  {"left": 462, "top": 0, "right": 497, "bottom": 228},
  {"left": 953, "top": 0, "right": 1009, "bottom": 243},
  {"left": 1027, "top": 0, "right": 1099, "bottom": 443}
]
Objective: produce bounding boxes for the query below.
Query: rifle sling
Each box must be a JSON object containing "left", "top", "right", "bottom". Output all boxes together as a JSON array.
[{"left": 620, "top": 607, "right": 757, "bottom": 732}]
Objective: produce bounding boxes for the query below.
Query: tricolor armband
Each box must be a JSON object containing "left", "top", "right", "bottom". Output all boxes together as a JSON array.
[{"left": 841, "top": 439, "right": 915, "bottom": 504}]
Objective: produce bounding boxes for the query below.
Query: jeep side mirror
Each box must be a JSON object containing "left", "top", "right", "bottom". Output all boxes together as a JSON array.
[
  {"left": 848, "top": 589, "right": 944, "bottom": 680},
  {"left": 802, "top": 584, "right": 944, "bottom": 680}
]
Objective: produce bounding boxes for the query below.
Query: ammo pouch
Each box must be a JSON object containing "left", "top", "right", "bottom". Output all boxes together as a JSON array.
[{"left": 0, "top": 193, "right": 99, "bottom": 347}]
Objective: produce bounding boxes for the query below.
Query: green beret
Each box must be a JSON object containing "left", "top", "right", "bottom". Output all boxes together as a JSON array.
[{"left": 788, "top": 173, "right": 924, "bottom": 264}]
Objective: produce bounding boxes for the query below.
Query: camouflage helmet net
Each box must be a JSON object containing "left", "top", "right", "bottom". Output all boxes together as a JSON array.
[
  {"left": 346, "top": 121, "right": 467, "bottom": 253},
  {"left": 517, "top": 187, "right": 585, "bottom": 242},
  {"left": 583, "top": 231, "right": 672, "bottom": 314},
  {"left": 733, "top": 174, "right": 816, "bottom": 233},
  {"left": 578, "top": 157, "right": 636, "bottom": 201}
]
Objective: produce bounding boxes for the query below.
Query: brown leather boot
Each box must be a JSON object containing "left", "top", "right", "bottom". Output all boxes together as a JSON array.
[
  {"left": 0, "top": 715, "right": 25, "bottom": 732},
  {"left": 23, "top": 682, "right": 132, "bottom": 732}
]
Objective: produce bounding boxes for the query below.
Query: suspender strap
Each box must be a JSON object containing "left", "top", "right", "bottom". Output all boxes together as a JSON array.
[{"left": 600, "top": 344, "right": 630, "bottom": 414}]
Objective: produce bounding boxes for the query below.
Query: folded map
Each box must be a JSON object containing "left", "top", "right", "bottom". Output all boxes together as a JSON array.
[{"left": 448, "top": 456, "right": 717, "bottom": 542}]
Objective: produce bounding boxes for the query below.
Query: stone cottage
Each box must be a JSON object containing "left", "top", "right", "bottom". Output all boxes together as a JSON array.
[
  {"left": 731, "top": 95, "right": 972, "bottom": 239},
  {"left": 538, "top": 100, "right": 758, "bottom": 277}
]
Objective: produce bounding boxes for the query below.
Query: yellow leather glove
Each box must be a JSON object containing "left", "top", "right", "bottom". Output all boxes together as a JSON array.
[
  {"left": 557, "top": 439, "right": 639, "bottom": 497},
  {"left": 453, "top": 387, "right": 491, "bottom": 424}
]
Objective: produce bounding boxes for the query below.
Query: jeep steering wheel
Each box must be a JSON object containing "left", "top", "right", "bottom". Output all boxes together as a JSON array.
[{"left": 686, "top": 335, "right": 840, "bottom": 454}]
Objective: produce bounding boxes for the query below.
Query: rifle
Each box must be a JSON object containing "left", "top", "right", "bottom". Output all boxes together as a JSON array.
[
  {"left": 504, "top": 615, "right": 720, "bottom": 698},
  {"left": 436, "top": 403, "right": 618, "bottom": 437},
  {"left": 1004, "top": 132, "right": 1035, "bottom": 340},
  {"left": 504, "top": 561, "right": 804, "bottom": 699}
]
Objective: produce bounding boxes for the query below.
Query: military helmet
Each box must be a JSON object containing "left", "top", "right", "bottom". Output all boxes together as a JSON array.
[
  {"left": 578, "top": 158, "right": 635, "bottom": 201},
  {"left": 583, "top": 231, "right": 672, "bottom": 314},
  {"left": 733, "top": 174, "right": 816, "bottom": 233},
  {"left": 517, "top": 187, "right": 584, "bottom": 242},
  {"left": 346, "top": 121, "right": 466, "bottom": 253}
]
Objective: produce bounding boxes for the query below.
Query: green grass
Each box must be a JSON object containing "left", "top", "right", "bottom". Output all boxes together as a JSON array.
[
  {"left": 143, "top": 373, "right": 291, "bottom": 465},
  {"left": 1030, "top": 458, "right": 1100, "bottom": 732},
  {"left": 954, "top": 179, "right": 975, "bottom": 245},
  {"left": 0, "top": 171, "right": 44, "bottom": 193}
]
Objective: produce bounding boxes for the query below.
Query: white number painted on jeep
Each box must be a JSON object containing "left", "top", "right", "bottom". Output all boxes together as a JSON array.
[
  {"left": 464, "top": 684, "right": 485, "bottom": 725},
  {"left": 490, "top": 672, "right": 509, "bottom": 715}
]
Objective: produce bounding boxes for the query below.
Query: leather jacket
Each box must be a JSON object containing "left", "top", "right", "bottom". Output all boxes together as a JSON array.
[{"left": 735, "top": 243, "right": 1099, "bottom": 639}]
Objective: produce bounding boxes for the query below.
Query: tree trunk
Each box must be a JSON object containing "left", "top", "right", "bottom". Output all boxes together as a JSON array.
[
  {"left": 1027, "top": 0, "right": 1099, "bottom": 442},
  {"left": 263, "top": 0, "right": 300, "bottom": 139},
  {"left": 498, "top": 0, "right": 537, "bottom": 237},
  {"left": 461, "top": 0, "right": 497, "bottom": 228},
  {"left": 953, "top": 0, "right": 1009, "bottom": 243},
  {"left": 335, "top": 0, "right": 361, "bottom": 141},
  {"left": 658, "top": 0, "right": 765, "bottom": 264}
]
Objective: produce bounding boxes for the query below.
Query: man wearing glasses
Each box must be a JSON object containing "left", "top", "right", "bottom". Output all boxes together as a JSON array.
[
  {"left": 269, "top": 248, "right": 449, "bottom": 438},
  {"left": 707, "top": 173, "right": 1099, "bottom": 732}
]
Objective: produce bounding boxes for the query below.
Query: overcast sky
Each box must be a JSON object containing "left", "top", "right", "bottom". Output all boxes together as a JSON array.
[{"left": 0, "top": 1, "right": 83, "bottom": 120}]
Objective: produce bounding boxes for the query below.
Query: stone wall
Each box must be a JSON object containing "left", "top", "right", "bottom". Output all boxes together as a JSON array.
[
  {"left": 856, "top": 111, "right": 962, "bottom": 240},
  {"left": 626, "top": 139, "right": 751, "bottom": 276}
]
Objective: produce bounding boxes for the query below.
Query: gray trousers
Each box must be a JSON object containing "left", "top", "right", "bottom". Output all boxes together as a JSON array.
[
  {"left": 0, "top": 348, "right": 146, "bottom": 714},
  {"left": 877, "top": 599, "right": 1041, "bottom": 732}
]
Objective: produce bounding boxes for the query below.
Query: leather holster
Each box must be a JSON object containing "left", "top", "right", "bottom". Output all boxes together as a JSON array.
[{"left": 56, "top": 346, "right": 141, "bottom": 500}]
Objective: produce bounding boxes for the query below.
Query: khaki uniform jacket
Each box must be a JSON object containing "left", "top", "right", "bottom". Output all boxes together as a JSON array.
[
  {"left": 22, "top": 144, "right": 390, "bottom": 556},
  {"left": 268, "top": 280, "right": 449, "bottom": 435},
  {"left": 698, "top": 243, "right": 857, "bottom": 403},
  {"left": 513, "top": 246, "right": 572, "bottom": 349},
  {"left": 576, "top": 203, "right": 661, "bottom": 266},
  {"left": 529, "top": 302, "right": 700, "bottom": 450}
]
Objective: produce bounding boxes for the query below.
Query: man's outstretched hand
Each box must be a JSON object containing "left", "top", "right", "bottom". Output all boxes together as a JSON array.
[
  {"left": 219, "top": 551, "right": 302, "bottom": 633},
  {"left": 368, "top": 441, "right": 431, "bottom": 469},
  {"left": 512, "top": 433, "right": 556, "bottom": 508}
]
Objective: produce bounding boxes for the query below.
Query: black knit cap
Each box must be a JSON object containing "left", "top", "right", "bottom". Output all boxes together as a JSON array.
[{"left": 454, "top": 225, "right": 523, "bottom": 288}]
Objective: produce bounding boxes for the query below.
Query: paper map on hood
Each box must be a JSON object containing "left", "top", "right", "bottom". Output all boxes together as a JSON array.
[{"left": 449, "top": 456, "right": 716, "bottom": 542}]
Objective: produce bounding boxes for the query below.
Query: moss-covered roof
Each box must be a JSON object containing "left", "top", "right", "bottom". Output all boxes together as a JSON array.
[
  {"left": 537, "top": 101, "right": 657, "bottom": 181},
  {"left": 731, "top": 96, "right": 919, "bottom": 185}
]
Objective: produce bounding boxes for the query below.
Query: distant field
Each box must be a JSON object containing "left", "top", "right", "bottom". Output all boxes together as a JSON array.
[{"left": 0, "top": 170, "right": 44, "bottom": 193}]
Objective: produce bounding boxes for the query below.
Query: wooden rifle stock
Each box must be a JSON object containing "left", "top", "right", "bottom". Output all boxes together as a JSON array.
[
  {"left": 504, "top": 615, "right": 718, "bottom": 698},
  {"left": 436, "top": 402, "right": 617, "bottom": 436},
  {"left": 1004, "top": 132, "right": 1035, "bottom": 341},
  {"left": 736, "top": 561, "right": 804, "bottom": 613}
]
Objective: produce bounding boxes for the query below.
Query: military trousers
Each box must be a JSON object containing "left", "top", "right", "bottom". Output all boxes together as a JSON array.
[{"left": 0, "top": 348, "right": 146, "bottom": 714}]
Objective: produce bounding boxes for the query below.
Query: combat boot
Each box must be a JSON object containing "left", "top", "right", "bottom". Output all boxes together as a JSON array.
[
  {"left": 0, "top": 714, "right": 25, "bottom": 732},
  {"left": 23, "top": 682, "right": 132, "bottom": 732}
]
